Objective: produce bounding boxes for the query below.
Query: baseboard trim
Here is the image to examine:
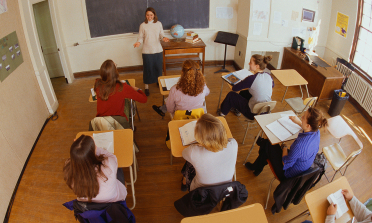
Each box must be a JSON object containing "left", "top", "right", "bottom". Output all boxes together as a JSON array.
[
  {"left": 3, "top": 112, "right": 56, "bottom": 223},
  {"left": 74, "top": 60, "right": 236, "bottom": 78}
]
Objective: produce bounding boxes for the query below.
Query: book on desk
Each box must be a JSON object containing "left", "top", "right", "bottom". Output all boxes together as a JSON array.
[
  {"left": 327, "top": 189, "right": 349, "bottom": 219},
  {"left": 179, "top": 120, "right": 197, "bottom": 146},
  {"left": 266, "top": 116, "right": 302, "bottom": 142},
  {"left": 222, "top": 69, "right": 253, "bottom": 85},
  {"left": 160, "top": 77, "right": 180, "bottom": 91}
]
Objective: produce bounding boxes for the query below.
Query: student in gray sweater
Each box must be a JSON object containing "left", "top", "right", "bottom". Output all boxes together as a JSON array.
[
  {"left": 181, "top": 114, "right": 238, "bottom": 191},
  {"left": 326, "top": 189, "right": 372, "bottom": 223},
  {"left": 219, "top": 54, "right": 274, "bottom": 120}
]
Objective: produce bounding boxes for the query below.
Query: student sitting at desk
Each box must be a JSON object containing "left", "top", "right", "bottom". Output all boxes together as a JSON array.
[
  {"left": 219, "top": 54, "right": 274, "bottom": 119},
  {"left": 152, "top": 60, "right": 210, "bottom": 117},
  {"left": 245, "top": 108, "right": 328, "bottom": 180},
  {"left": 92, "top": 60, "right": 147, "bottom": 130},
  {"left": 326, "top": 189, "right": 372, "bottom": 223},
  {"left": 63, "top": 135, "right": 127, "bottom": 203},
  {"left": 181, "top": 114, "right": 238, "bottom": 191}
]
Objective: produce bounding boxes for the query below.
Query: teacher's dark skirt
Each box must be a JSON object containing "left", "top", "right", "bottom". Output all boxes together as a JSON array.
[{"left": 142, "top": 52, "right": 163, "bottom": 84}]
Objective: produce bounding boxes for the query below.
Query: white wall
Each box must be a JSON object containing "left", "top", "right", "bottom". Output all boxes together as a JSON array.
[
  {"left": 323, "top": 0, "right": 358, "bottom": 65},
  {"left": 234, "top": 0, "right": 333, "bottom": 69},
  {"left": 55, "top": 0, "right": 239, "bottom": 74}
]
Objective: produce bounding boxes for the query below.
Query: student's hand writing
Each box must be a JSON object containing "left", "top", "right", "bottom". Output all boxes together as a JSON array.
[
  {"left": 327, "top": 203, "right": 337, "bottom": 215},
  {"left": 342, "top": 189, "right": 353, "bottom": 201},
  {"left": 163, "top": 37, "right": 170, "bottom": 42},
  {"left": 133, "top": 42, "right": 141, "bottom": 48}
]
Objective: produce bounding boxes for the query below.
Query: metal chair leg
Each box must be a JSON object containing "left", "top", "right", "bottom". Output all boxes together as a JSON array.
[
  {"left": 135, "top": 102, "right": 141, "bottom": 121},
  {"left": 128, "top": 166, "right": 136, "bottom": 210},
  {"left": 299, "top": 85, "right": 304, "bottom": 98},
  {"left": 242, "top": 122, "right": 250, "bottom": 144},
  {"left": 281, "top": 87, "right": 289, "bottom": 102},
  {"left": 244, "top": 129, "right": 262, "bottom": 164},
  {"left": 265, "top": 177, "right": 276, "bottom": 209}
]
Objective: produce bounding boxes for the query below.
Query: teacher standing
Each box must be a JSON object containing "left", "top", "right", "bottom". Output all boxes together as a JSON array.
[{"left": 133, "top": 7, "right": 169, "bottom": 96}]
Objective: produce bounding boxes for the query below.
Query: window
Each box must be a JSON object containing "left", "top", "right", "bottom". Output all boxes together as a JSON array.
[{"left": 351, "top": 0, "right": 372, "bottom": 79}]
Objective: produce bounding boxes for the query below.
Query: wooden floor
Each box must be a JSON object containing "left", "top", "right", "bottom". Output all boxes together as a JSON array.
[{"left": 8, "top": 65, "right": 372, "bottom": 223}]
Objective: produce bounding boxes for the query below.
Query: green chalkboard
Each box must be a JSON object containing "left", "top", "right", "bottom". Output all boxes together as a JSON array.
[{"left": 0, "top": 31, "right": 24, "bottom": 82}]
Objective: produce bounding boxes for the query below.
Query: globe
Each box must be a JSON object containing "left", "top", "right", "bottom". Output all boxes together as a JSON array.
[{"left": 170, "top": 24, "right": 185, "bottom": 39}]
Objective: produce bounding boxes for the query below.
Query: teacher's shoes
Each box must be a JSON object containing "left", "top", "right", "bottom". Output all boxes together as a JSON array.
[{"left": 145, "top": 89, "right": 150, "bottom": 96}]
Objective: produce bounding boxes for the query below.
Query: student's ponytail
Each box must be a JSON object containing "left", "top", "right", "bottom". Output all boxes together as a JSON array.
[
  {"left": 252, "top": 54, "right": 272, "bottom": 70},
  {"left": 306, "top": 107, "right": 328, "bottom": 131}
]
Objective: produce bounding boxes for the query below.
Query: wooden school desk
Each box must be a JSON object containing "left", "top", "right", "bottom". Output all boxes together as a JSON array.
[
  {"left": 158, "top": 75, "right": 181, "bottom": 102},
  {"left": 305, "top": 176, "right": 354, "bottom": 223},
  {"left": 271, "top": 69, "right": 309, "bottom": 102},
  {"left": 244, "top": 110, "right": 299, "bottom": 163},
  {"left": 281, "top": 47, "right": 344, "bottom": 101},
  {"left": 161, "top": 38, "right": 206, "bottom": 76},
  {"left": 168, "top": 116, "right": 233, "bottom": 165},
  {"left": 76, "top": 130, "right": 137, "bottom": 209},
  {"left": 180, "top": 203, "right": 268, "bottom": 223}
]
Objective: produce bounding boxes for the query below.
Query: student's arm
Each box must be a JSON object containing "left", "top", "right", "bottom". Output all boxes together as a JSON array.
[
  {"left": 204, "top": 85, "right": 210, "bottom": 97},
  {"left": 123, "top": 83, "right": 147, "bottom": 103},
  {"left": 232, "top": 74, "right": 256, "bottom": 91},
  {"left": 282, "top": 141, "right": 301, "bottom": 170},
  {"left": 349, "top": 196, "right": 372, "bottom": 221},
  {"left": 289, "top": 116, "right": 302, "bottom": 127},
  {"left": 166, "top": 87, "right": 177, "bottom": 114},
  {"left": 325, "top": 203, "right": 337, "bottom": 223},
  {"left": 182, "top": 145, "right": 195, "bottom": 163}
]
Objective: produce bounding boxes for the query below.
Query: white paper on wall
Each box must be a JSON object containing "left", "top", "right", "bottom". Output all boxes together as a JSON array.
[
  {"left": 216, "top": 7, "right": 233, "bottom": 19},
  {"left": 282, "top": 20, "right": 289, "bottom": 27},
  {"left": 0, "top": 0, "right": 7, "bottom": 14},
  {"left": 273, "top": 11, "right": 282, "bottom": 24},
  {"left": 253, "top": 23, "right": 263, "bottom": 36},
  {"left": 252, "top": 0, "right": 270, "bottom": 22}
]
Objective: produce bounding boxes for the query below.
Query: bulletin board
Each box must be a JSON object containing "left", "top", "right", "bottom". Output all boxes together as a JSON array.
[{"left": 0, "top": 31, "right": 23, "bottom": 82}]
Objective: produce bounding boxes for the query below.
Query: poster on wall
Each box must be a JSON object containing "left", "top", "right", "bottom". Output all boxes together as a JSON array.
[
  {"left": 335, "top": 12, "right": 349, "bottom": 38},
  {"left": 0, "top": 31, "right": 24, "bottom": 82},
  {"left": 252, "top": 0, "right": 270, "bottom": 22},
  {"left": 0, "top": 0, "right": 7, "bottom": 14}
]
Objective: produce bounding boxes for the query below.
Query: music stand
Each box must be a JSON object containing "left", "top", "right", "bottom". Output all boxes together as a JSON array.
[{"left": 214, "top": 31, "right": 239, "bottom": 73}]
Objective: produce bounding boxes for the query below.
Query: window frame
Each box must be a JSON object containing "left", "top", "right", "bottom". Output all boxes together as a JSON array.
[{"left": 350, "top": 0, "right": 372, "bottom": 84}]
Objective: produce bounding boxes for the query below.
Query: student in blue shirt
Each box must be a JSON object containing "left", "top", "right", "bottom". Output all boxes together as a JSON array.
[{"left": 245, "top": 107, "right": 328, "bottom": 180}]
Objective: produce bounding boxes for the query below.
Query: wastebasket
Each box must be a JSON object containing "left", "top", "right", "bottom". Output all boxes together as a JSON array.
[{"left": 328, "top": 89, "right": 349, "bottom": 117}]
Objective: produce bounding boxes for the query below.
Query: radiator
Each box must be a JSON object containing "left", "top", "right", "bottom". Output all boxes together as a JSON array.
[{"left": 345, "top": 71, "right": 372, "bottom": 116}]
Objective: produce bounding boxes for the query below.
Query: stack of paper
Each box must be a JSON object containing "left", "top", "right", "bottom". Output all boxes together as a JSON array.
[
  {"left": 327, "top": 189, "right": 349, "bottom": 219},
  {"left": 164, "top": 77, "right": 180, "bottom": 91},
  {"left": 179, "top": 121, "right": 197, "bottom": 146},
  {"left": 93, "top": 132, "right": 114, "bottom": 153},
  {"left": 266, "top": 116, "right": 301, "bottom": 141}
]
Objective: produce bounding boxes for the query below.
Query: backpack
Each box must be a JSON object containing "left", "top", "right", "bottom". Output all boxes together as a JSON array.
[{"left": 311, "top": 153, "right": 328, "bottom": 188}]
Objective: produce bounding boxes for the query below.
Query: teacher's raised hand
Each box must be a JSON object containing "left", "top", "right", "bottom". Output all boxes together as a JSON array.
[{"left": 133, "top": 42, "right": 141, "bottom": 48}]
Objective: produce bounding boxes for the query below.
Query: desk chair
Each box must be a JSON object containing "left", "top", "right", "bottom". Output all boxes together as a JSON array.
[
  {"left": 322, "top": 116, "right": 363, "bottom": 182},
  {"left": 239, "top": 101, "right": 277, "bottom": 145},
  {"left": 283, "top": 97, "right": 317, "bottom": 116}
]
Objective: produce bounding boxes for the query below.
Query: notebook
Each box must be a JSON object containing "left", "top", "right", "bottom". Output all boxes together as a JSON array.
[
  {"left": 179, "top": 120, "right": 197, "bottom": 146},
  {"left": 222, "top": 69, "right": 253, "bottom": 85},
  {"left": 327, "top": 189, "right": 349, "bottom": 219},
  {"left": 164, "top": 77, "right": 180, "bottom": 91},
  {"left": 266, "top": 116, "right": 302, "bottom": 141},
  {"left": 93, "top": 132, "right": 114, "bottom": 153}
]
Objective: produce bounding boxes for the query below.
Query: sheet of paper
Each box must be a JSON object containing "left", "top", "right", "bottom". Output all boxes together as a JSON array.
[
  {"left": 291, "top": 11, "right": 299, "bottom": 21},
  {"left": 282, "top": 19, "right": 289, "bottom": 27},
  {"left": 160, "top": 79, "right": 166, "bottom": 87},
  {"left": 327, "top": 189, "right": 349, "bottom": 219},
  {"left": 277, "top": 116, "right": 302, "bottom": 135},
  {"left": 266, "top": 120, "right": 292, "bottom": 141},
  {"left": 164, "top": 77, "right": 180, "bottom": 91},
  {"left": 273, "top": 11, "right": 282, "bottom": 24},
  {"left": 253, "top": 23, "right": 263, "bottom": 36},
  {"left": 252, "top": 0, "right": 270, "bottom": 22},
  {"left": 179, "top": 121, "right": 197, "bottom": 146},
  {"left": 216, "top": 7, "right": 233, "bottom": 19},
  {"left": 93, "top": 132, "right": 114, "bottom": 154},
  {"left": 292, "top": 27, "right": 300, "bottom": 37},
  {"left": 234, "top": 69, "right": 253, "bottom": 80}
]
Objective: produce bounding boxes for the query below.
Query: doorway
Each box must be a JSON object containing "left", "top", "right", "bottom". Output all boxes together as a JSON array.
[{"left": 33, "top": 0, "right": 64, "bottom": 79}]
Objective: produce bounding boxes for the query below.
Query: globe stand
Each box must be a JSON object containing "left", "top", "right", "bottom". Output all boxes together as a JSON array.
[{"left": 175, "top": 38, "right": 183, "bottom": 42}]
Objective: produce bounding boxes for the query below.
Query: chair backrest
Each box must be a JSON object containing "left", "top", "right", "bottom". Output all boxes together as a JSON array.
[
  {"left": 251, "top": 101, "right": 277, "bottom": 114},
  {"left": 90, "top": 116, "right": 124, "bottom": 131},
  {"left": 173, "top": 108, "right": 205, "bottom": 120},
  {"left": 301, "top": 97, "right": 318, "bottom": 113},
  {"left": 327, "top": 116, "right": 363, "bottom": 149}
]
